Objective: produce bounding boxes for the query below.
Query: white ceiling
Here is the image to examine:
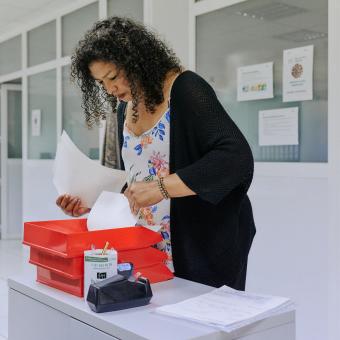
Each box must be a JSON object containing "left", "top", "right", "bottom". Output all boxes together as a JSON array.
[{"left": 0, "top": 0, "right": 79, "bottom": 40}]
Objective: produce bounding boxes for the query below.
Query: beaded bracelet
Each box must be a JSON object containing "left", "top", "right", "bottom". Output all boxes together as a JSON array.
[{"left": 157, "top": 177, "right": 170, "bottom": 200}]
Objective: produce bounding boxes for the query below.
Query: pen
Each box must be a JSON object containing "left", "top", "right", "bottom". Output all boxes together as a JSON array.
[
  {"left": 102, "top": 241, "right": 109, "bottom": 255},
  {"left": 127, "top": 166, "right": 141, "bottom": 217}
]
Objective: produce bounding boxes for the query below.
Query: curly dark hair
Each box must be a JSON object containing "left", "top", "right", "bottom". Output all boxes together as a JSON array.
[{"left": 71, "top": 16, "right": 182, "bottom": 127}]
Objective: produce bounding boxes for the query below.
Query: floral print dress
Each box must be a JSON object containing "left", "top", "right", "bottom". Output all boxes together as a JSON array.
[{"left": 121, "top": 108, "right": 173, "bottom": 272}]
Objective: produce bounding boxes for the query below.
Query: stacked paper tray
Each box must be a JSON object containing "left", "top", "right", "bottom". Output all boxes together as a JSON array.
[
  {"left": 24, "top": 218, "right": 173, "bottom": 297},
  {"left": 29, "top": 246, "right": 168, "bottom": 279},
  {"left": 37, "top": 266, "right": 84, "bottom": 297},
  {"left": 119, "top": 248, "right": 174, "bottom": 283},
  {"left": 29, "top": 247, "right": 83, "bottom": 279},
  {"left": 23, "top": 218, "right": 161, "bottom": 256},
  {"left": 118, "top": 247, "right": 167, "bottom": 268},
  {"left": 135, "top": 263, "right": 174, "bottom": 283}
]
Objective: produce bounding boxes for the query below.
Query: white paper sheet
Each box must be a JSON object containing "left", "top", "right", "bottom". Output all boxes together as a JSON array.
[
  {"left": 155, "top": 286, "right": 294, "bottom": 333},
  {"left": 87, "top": 191, "right": 137, "bottom": 230},
  {"left": 258, "top": 107, "right": 299, "bottom": 146},
  {"left": 53, "top": 131, "right": 127, "bottom": 207},
  {"left": 283, "top": 45, "right": 313, "bottom": 102},
  {"left": 237, "top": 62, "right": 274, "bottom": 101}
]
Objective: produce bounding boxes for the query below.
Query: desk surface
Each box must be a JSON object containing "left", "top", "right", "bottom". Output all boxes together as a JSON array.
[{"left": 8, "top": 272, "right": 295, "bottom": 340}]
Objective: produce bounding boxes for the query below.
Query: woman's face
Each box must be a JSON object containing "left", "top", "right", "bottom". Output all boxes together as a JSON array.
[{"left": 89, "top": 61, "right": 132, "bottom": 101}]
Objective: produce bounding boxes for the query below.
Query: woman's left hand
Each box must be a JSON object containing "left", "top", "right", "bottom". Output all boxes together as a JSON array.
[{"left": 124, "top": 180, "right": 163, "bottom": 215}]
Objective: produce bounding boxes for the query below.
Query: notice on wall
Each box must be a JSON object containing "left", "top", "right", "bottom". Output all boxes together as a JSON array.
[
  {"left": 258, "top": 107, "right": 299, "bottom": 146},
  {"left": 283, "top": 45, "right": 313, "bottom": 102},
  {"left": 237, "top": 62, "right": 274, "bottom": 101},
  {"left": 31, "top": 109, "right": 41, "bottom": 137}
]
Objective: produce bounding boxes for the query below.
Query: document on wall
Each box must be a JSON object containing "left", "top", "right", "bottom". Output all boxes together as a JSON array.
[
  {"left": 283, "top": 45, "right": 313, "bottom": 102},
  {"left": 155, "top": 286, "right": 294, "bottom": 333},
  {"left": 258, "top": 107, "right": 299, "bottom": 146},
  {"left": 87, "top": 191, "right": 137, "bottom": 230},
  {"left": 237, "top": 62, "right": 274, "bottom": 101},
  {"left": 31, "top": 109, "right": 41, "bottom": 136},
  {"left": 53, "top": 131, "right": 126, "bottom": 208}
]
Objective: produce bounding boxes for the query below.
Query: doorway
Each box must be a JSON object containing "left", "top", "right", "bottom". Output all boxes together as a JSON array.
[{"left": 0, "top": 80, "right": 22, "bottom": 239}]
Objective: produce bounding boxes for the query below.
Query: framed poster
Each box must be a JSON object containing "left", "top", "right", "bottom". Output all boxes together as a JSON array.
[
  {"left": 283, "top": 45, "right": 314, "bottom": 102},
  {"left": 237, "top": 62, "right": 274, "bottom": 101}
]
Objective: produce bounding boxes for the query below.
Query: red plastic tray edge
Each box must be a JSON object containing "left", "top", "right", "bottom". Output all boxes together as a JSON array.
[
  {"left": 36, "top": 277, "right": 83, "bottom": 298},
  {"left": 36, "top": 267, "right": 84, "bottom": 298},
  {"left": 24, "top": 221, "right": 162, "bottom": 258},
  {"left": 29, "top": 259, "right": 83, "bottom": 279}
]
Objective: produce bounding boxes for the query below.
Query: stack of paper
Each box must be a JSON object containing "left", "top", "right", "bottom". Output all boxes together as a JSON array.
[
  {"left": 53, "top": 131, "right": 126, "bottom": 208},
  {"left": 155, "top": 286, "right": 294, "bottom": 333}
]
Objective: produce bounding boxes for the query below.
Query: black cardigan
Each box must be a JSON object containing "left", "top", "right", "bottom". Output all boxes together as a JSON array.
[{"left": 116, "top": 71, "right": 256, "bottom": 288}]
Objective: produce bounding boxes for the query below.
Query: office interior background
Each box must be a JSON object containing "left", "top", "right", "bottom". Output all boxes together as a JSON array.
[{"left": 0, "top": 0, "right": 339, "bottom": 339}]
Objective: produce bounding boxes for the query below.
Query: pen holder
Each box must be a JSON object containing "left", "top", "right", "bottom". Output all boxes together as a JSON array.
[{"left": 84, "top": 249, "right": 117, "bottom": 299}]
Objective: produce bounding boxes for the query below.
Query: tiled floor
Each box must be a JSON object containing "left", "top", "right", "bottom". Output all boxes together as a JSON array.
[{"left": 0, "top": 239, "right": 34, "bottom": 340}]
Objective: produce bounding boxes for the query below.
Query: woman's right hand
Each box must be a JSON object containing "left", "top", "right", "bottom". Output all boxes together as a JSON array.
[{"left": 56, "top": 194, "right": 90, "bottom": 217}]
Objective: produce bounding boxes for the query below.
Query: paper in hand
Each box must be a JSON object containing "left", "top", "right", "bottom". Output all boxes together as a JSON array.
[
  {"left": 87, "top": 191, "right": 137, "bottom": 230},
  {"left": 53, "top": 131, "right": 126, "bottom": 207}
]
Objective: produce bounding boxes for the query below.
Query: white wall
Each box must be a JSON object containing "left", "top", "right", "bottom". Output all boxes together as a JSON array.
[
  {"left": 6, "top": 161, "right": 23, "bottom": 238},
  {"left": 247, "top": 175, "right": 329, "bottom": 340},
  {"left": 23, "top": 161, "right": 70, "bottom": 221},
  {"left": 150, "top": 0, "right": 190, "bottom": 68},
  {"left": 327, "top": 0, "right": 340, "bottom": 338}
]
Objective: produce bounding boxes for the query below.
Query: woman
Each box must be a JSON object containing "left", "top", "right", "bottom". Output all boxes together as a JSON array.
[{"left": 57, "top": 17, "right": 256, "bottom": 290}]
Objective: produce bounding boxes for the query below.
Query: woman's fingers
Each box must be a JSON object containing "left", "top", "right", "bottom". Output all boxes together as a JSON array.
[
  {"left": 72, "top": 199, "right": 81, "bottom": 217},
  {"left": 131, "top": 200, "right": 139, "bottom": 215},
  {"left": 59, "top": 195, "right": 72, "bottom": 209},
  {"left": 124, "top": 187, "right": 134, "bottom": 214},
  {"left": 56, "top": 194, "right": 70, "bottom": 208},
  {"left": 128, "top": 197, "right": 134, "bottom": 214},
  {"left": 73, "top": 199, "right": 91, "bottom": 216},
  {"left": 65, "top": 197, "right": 79, "bottom": 215},
  {"left": 78, "top": 207, "right": 91, "bottom": 216},
  {"left": 125, "top": 191, "right": 138, "bottom": 215},
  {"left": 124, "top": 181, "right": 162, "bottom": 209},
  {"left": 123, "top": 187, "right": 130, "bottom": 199},
  {"left": 56, "top": 194, "right": 89, "bottom": 217},
  {"left": 56, "top": 195, "right": 64, "bottom": 206}
]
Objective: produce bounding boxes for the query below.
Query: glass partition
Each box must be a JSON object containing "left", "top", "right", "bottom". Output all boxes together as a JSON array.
[
  {"left": 0, "top": 36, "right": 21, "bottom": 75},
  {"left": 62, "top": 65, "right": 99, "bottom": 159},
  {"left": 7, "top": 90, "right": 22, "bottom": 158},
  {"left": 28, "top": 21, "right": 56, "bottom": 67},
  {"left": 28, "top": 70, "right": 57, "bottom": 159},
  {"left": 62, "top": 2, "right": 99, "bottom": 57},
  {"left": 107, "top": 0, "right": 143, "bottom": 21},
  {"left": 196, "top": 0, "right": 328, "bottom": 162}
]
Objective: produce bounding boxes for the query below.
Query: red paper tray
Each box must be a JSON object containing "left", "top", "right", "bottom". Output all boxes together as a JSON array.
[
  {"left": 118, "top": 247, "right": 167, "bottom": 268},
  {"left": 36, "top": 266, "right": 83, "bottom": 297},
  {"left": 30, "top": 247, "right": 84, "bottom": 279},
  {"left": 29, "top": 246, "right": 167, "bottom": 279},
  {"left": 35, "top": 262, "right": 173, "bottom": 298},
  {"left": 135, "top": 263, "right": 174, "bottom": 283},
  {"left": 23, "top": 218, "right": 162, "bottom": 257}
]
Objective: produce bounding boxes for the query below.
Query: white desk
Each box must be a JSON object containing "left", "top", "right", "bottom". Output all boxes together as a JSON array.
[{"left": 8, "top": 273, "right": 295, "bottom": 340}]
